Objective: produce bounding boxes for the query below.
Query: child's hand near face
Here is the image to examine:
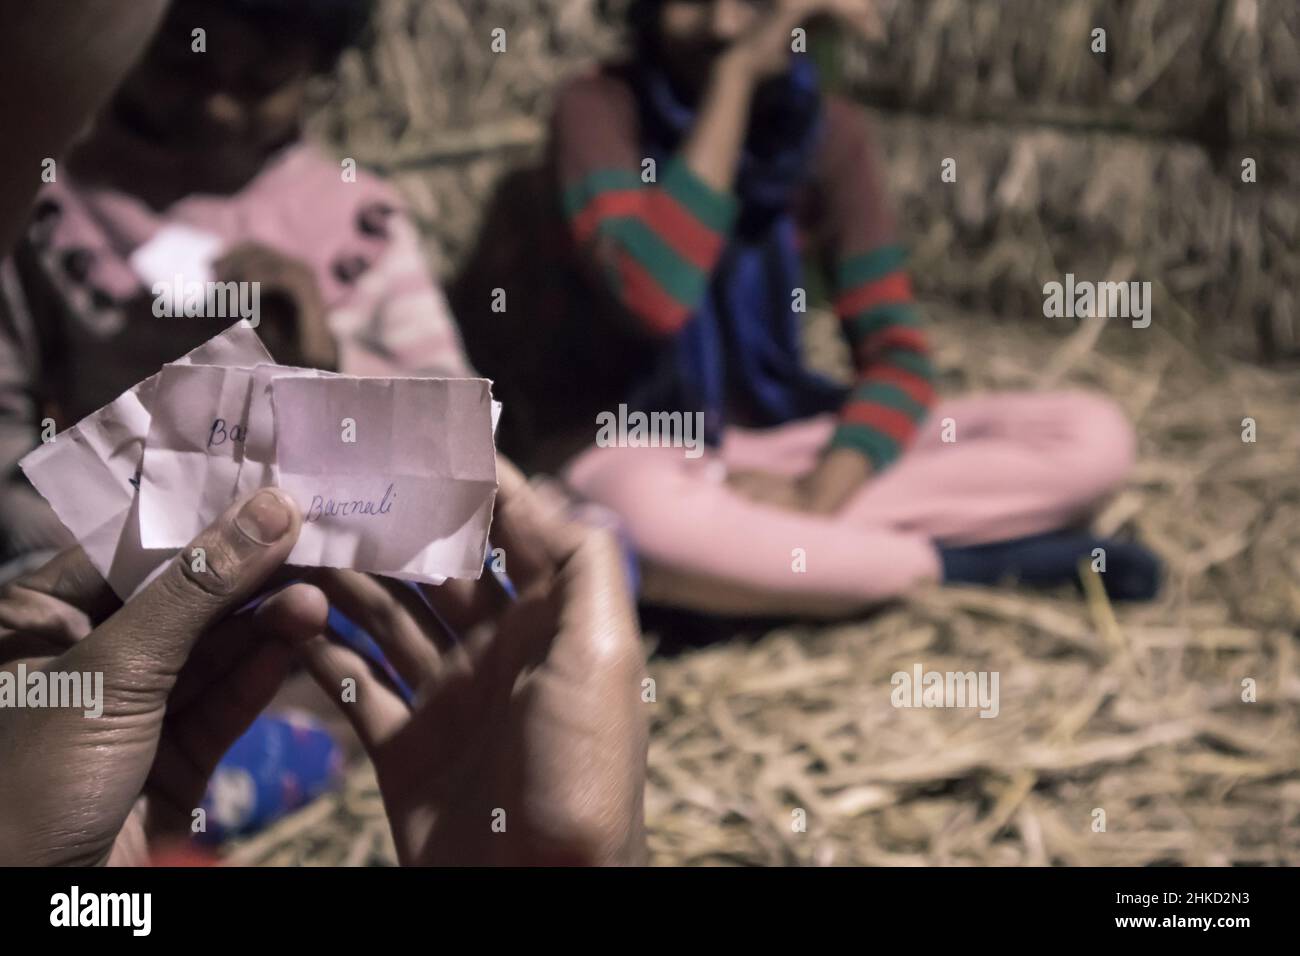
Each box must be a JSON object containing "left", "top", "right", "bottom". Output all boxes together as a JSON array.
[
  {"left": 215, "top": 242, "right": 338, "bottom": 371},
  {"left": 721, "top": 0, "right": 884, "bottom": 83}
]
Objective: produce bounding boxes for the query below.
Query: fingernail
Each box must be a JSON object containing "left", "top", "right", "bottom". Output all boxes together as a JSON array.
[{"left": 235, "top": 489, "right": 294, "bottom": 547}]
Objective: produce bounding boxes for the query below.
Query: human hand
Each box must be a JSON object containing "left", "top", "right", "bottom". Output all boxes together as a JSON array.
[
  {"left": 721, "top": 0, "right": 884, "bottom": 82},
  {"left": 728, "top": 447, "right": 871, "bottom": 514},
  {"left": 214, "top": 242, "right": 337, "bottom": 371},
  {"left": 0, "top": 488, "right": 325, "bottom": 866},
  {"left": 822, "top": 0, "right": 886, "bottom": 46},
  {"left": 294, "top": 460, "right": 648, "bottom": 866},
  {"left": 795, "top": 446, "right": 873, "bottom": 514},
  {"left": 726, "top": 468, "right": 805, "bottom": 510}
]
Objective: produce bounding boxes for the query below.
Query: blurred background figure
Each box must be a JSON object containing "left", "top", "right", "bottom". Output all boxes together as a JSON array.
[
  {"left": 457, "top": 0, "right": 1159, "bottom": 618},
  {"left": 0, "top": 0, "right": 471, "bottom": 576}
]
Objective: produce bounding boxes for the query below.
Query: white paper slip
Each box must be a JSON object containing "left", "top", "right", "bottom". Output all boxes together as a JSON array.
[
  {"left": 235, "top": 364, "right": 338, "bottom": 501},
  {"left": 138, "top": 362, "right": 353, "bottom": 549},
  {"left": 138, "top": 363, "right": 257, "bottom": 549},
  {"left": 19, "top": 325, "right": 274, "bottom": 598},
  {"left": 270, "top": 375, "right": 498, "bottom": 583}
]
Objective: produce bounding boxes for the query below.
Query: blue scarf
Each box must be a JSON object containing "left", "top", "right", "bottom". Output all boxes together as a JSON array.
[{"left": 630, "top": 56, "right": 848, "bottom": 446}]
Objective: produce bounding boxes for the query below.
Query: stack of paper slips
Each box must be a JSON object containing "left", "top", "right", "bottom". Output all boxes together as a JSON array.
[{"left": 20, "top": 325, "right": 500, "bottom": 599}]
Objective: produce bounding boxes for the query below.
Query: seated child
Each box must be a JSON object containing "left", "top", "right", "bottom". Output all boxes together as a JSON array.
[
  {"left": 455, "top": 0, "right": 1159, "bottom": 617},
  {"left": 0, "top": 0, "right": 470, "bottom": 570}
]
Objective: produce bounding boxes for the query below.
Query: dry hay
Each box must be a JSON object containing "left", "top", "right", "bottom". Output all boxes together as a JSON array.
[
  {"left": 307, "top": 0, "right": 619, "bottom": 164},
  {"left": 638, "top": 308, "right": 1300, "bottom": 867},
  {"left": 314, "top": 0, "right": 1300, "bottom": 148},
  {"left": 305, "top": 0, "right": 623, "bottom": 269},
  {"left": 843, "top": 0, "right": 1300, "bottom": 144},
  {"left": 871, "top": 112, "right": 1300, "bottom": 357},
  {"left": 225, "top": 308, "right": 1300, "bottom": 867}
]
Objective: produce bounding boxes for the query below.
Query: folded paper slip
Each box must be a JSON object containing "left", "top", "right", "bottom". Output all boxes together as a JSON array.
[
  {"left": 137, "top": 363, "right": 337, "bottom": 549},
  {"left": 269, "top": 374, "right": 498, "bottom": 583},
  {"left": 24, "top": 324, "right": 499, "bottom": 591},
  {"left": 137, "top": 362, "right": 256, "bottom": 549},
  {"left": 18, "top": 324, "right": 273, "bottom": 598},
  {"left": 137, "top": 362, "right": 498, "bottom": 581}
]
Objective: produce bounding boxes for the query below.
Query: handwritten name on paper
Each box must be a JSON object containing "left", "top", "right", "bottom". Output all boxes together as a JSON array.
[
  {"left": 305, "top": 483, "right": 397, "bottom": 523},
  {"left": 19, "top": 325, "right": 275, "bottom": 599},
  {"left": 207, "top": 418, "right": 247, "bottom": 448},
  {"left": 269, "top": 374, "right": 498, "bottom": 582}
]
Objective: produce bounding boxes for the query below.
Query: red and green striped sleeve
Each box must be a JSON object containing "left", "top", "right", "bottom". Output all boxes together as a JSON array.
[
  {"left": 561, "top": 157, "right": 737, "bottom": 336},
  {"left": 829, "top": 244, "right": 936, "bottom": 469}
]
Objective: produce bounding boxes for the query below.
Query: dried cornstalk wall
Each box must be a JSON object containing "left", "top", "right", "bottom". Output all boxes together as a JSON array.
[{"left": 307, "top": 0, "right": 1298, "bottom": 355}]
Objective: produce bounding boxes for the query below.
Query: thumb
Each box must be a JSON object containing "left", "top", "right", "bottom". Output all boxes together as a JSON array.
[{"left": 65, "top": 488, "right": 302, "bottom": 708}]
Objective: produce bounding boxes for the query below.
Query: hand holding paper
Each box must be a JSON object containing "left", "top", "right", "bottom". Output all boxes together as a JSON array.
[
  {"left": 20, "top": 326, "right": 500, "bottom": 598},
  {"left": 18, "top": 325, "right": 273, "bottom": 597}
]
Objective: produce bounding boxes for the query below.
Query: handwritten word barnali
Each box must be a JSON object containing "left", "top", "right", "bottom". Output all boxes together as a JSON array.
[
  {"left": 152, "top": 276, "right": 260, "bottom": 326},
  {"left": 595, "top": 404, "right": 705, "bottom": 460},
  {"left": 306, "top": 483, "right": 396, "bottom": 522},
  {"left": 208, "top": 418, "right": 246, "bottom": 448},
  {"left": 50, "top": 887, "right": 151, "bottom": 937},
  {"left": 0, "top": 663, "right": 103, "bottom": 718},
  {"left": 1042, "top": 274, "right": 1152, "bottom": 328},
  {"left": 890, "top": 663, "right": 1000, "bottom": 718}
]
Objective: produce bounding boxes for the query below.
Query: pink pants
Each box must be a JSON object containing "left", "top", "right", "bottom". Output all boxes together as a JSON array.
[{"left": 562, "top": 391, "right": 1137, "bottom": 604}]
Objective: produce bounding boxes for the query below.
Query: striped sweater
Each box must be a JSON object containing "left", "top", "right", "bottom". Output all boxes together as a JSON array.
[{"left": 555, "top": 68, "right": 935, "bottom": 471}]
